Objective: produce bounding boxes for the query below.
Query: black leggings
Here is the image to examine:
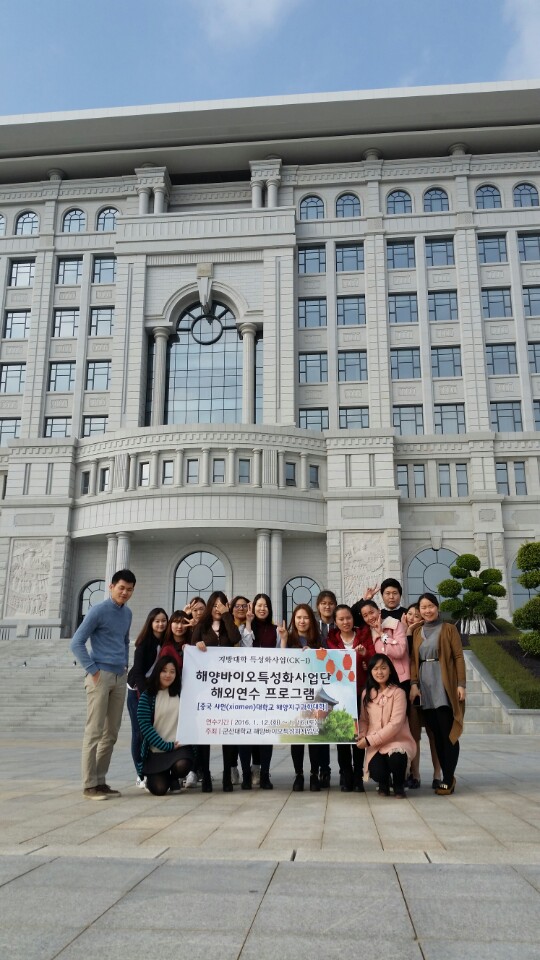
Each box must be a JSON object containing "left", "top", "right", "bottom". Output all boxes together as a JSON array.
[
  {"left": 291, "top": 744, "right": 323, "bottom": 775},
  {"left": 422, "top": 706, "right": 459, "bottom": 785},
  {"left": 337, "top": 743, "right": 364, "bottom": 777},
  {"left": 368, "top": 751, "right": 407, "bottom": 792},
  {"left": 146, "top": 758, "right": 191, "bottom": 796}
]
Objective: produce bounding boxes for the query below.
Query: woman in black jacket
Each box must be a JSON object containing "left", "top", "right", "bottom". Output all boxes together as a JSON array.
[{"left": 126, "top": 607, "right": 168, "bottom": 786}]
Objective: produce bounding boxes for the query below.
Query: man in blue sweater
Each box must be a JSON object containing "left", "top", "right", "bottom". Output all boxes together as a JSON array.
[{"left": 70, "top": 569, "right": 136, "bottom": 800}]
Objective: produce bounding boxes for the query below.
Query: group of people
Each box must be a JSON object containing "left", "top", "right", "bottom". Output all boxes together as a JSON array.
[{"left": 70, "top": 572, "right": 466, "bottom": 802}]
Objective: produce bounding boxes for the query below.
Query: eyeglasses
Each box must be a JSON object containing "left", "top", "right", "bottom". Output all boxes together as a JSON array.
[{"left": 233, "top": 603, "right": 248, "bottom": 610}]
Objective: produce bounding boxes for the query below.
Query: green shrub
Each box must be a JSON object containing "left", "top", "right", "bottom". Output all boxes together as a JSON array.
[
  {"left": 517, "top": 631, "right": 540, "bottom": 658},
  {"left": 438, "top": 578, "right": 461, "bottom": 597},
  {"left": 514, "top": 597, "right": 540, "bottom": 630},
  {"left": 469, "top": 634, "right": 540, "bottom": 708},
  {"left": 479, "top": 568, "right": 503, "bottom": 584},
  {"left": 463, "top": 577, "right": 483, "bottom": 591},
  {"left": 438, "top": 554, "right": 506, "bottom": 630}
]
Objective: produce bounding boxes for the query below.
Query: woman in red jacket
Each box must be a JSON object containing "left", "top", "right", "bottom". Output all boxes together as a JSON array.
[{"left": 327, "top": 604, "right": 374, "bottom": 792}]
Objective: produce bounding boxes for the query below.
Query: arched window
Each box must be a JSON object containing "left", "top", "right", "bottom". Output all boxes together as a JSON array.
[
  {"left": 165, "top": 301, "right": 243, "bottom": 425},
  {"left": 513, "top": 182, "right": 539, "bottom": 208},
  {"left": 0, "top": 214, "right": 5, "bottom": 236},
  {"left": 475, "top": 185, "right": 501, "bottom": 209},
  {"left": 15, "top": 211, "right": 39, "bottom": 236},
  {"left": 77, "top": 579, "right": 105, "bottom": 627},
  {"left": 174, "top": 551, "right": 226, "bottom": 609},
  {"left": 387, "top": 190, "right": 412, "bottom": 215},
  {"left": 282, "top": 575, "right": 320, "bottom": 624},
  {"left": 424, "top": 188, "right": 449, "bottom": 213},
  {"left": 511, "top": 558, "right": 538, "bottom": 613},
  {"left": 299, "top": 196, "right": 324, "bottom": 220},
  {"left": 62, "top": 209, "right": 86, "bottom": 232},
  {"left": 336, "top": 193, "right": 361, "bottom": 218},
  {"left": 96, "top": 207, "right": 118, "bottom": 231},
  {"left": 406, "top": 547, "right": 459, "bottom": 603}
]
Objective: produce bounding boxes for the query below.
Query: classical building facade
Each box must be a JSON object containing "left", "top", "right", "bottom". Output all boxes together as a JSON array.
[{"left": 0, "top": 82, "right": 539, "bottom": 639}]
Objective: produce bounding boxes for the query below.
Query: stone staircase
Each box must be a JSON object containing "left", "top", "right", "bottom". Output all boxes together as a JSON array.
[{"left": 462, "top": 650, "right": 511, "bottom": 735}]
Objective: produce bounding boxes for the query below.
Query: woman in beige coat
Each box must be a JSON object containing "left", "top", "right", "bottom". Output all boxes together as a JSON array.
[{"left": 410, "top": 592, "right": 466, "bottom": 796}]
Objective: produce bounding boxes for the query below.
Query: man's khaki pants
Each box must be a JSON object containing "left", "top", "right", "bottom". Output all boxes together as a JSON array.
[{"left": 82, "top": 670, "right": 126, "bottom": 789}]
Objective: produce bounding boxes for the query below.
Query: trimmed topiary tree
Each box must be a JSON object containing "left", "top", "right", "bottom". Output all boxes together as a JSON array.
[
  {"left": 513, "top": 542, "right": 540, "bottom": 657},
  {"left": 438, "top": 553, "right": 506, "bottom": 636}
]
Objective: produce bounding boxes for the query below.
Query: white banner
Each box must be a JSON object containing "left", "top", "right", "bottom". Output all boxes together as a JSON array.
[{"left": 177, "top": 645, "right": 359, "bottom": 744}]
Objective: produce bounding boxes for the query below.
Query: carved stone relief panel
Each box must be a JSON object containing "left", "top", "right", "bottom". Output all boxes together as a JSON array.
[
  {"left": 5, "top": 538, "right": 52, "bottom": 617},
  {"left": 342, "top": 531, "right": 386, "bottom": 605}
]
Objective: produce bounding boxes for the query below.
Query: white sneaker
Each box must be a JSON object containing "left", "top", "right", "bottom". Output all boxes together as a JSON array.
[
  {"left": 251, "top": 764, "right": 261, "bottom": 786},
  {"left": 184, "top": 771, "right": 198, "bottom": 789},
  {"left": 230, "top": 766, "right": 240, "bottom": 785},
  {"left": 136, "top": 776, "right": 148, "bottom": 790}
]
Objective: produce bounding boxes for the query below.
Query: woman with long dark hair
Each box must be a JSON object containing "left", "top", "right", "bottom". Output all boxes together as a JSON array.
[
  {"left": 246, "top": 593, "right": 280, "bottom": 789},
  {"left": 126, "top": 607, "right": 168, "bottom": 787},
  {"left": 136, "top": 655, "right": 193, "bottom": 795},
  {"left": 357, "top": 653, "right": 416, "bottom": 798},
  {"left": 160, "top": 610, "right": 191, "bottom": 671}
]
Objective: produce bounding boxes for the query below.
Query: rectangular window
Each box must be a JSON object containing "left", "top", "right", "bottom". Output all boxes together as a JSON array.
[
  {"left": 53, "top": 309, "right": 79, "bottom": 338},
  {"left": 523, "top": 286, "right": 540, "bottom": 317},
  {"left": 518, "top": 234, "right": 540, "bottom": 262},
  {"left": 486, "top": 343, "right": 517, "bottom": 376},
  {"left": 390, "top": 348, "right": 421, "bottom": 380},
  {"left": 89, "top": 307, "right": 115, "bottom": 337},
  {"left": 56, "top": 258, "right": 83, "bottom": 285},
  {"left": 162, "top": 460, "right": 174, "bottom": 485},
  {"left": 477, "top": 235, "right": 507, "bottom": 263},
  {"left": 22, "top": 463, "right": 31, "bottom": 496},
  {"left": 338, "top": 350, "right": 367, "bottom": 381},
  {"left": 428, "top": 290, "right": 458, "bottom": 322},
  {"left": 298, "top": 298, "right": 327, "bottom": 328},
  {"left": 9, "top": 260, "right": 35, "bottom": 287},
  {"left": 337, "top": 296, "right": 366, "bottom": 326},
  {"left": 438, "top": 463, "right": 452, "bottom": 496},
  {"left": 431, "top": 346, "right": 462, "bottom": 378},
  {"left": 339, "top": 406, "right": 369, "bottom": 429},
  {"left": 138, "top": 461, "right": 150, "bottom": 486},
  {"left": 4, "top": 311, "right": 30, "bottom": 339},
  {"left": 482, "top": 288, "right": 512, "bottom": 318},
  {"left": 0, "top": 364, "right": 25, "bottom": 393},
  {"left": 93, "top": 257, "right": 116, "bottom": 284},
  {"left": 490, "top": 401, "right": 522, "bottom": 432},
  {"left": 238, "top": 458, "right": 251, "bottom": 484},
  {"left": 298, "top": 246, "right": 326, "bottom": 274},
  {"left": 529, "top": 342, "right": 540, "bottom": 373},
  {"left": 299, "top": 408, "right": 329, "bottom": 430},
  {"left": 336, "top": 243, "right": 364, "bottom": 272},
  {"left": 425, "top": 237, "right": 454, "bottom": 267},
  {"left": 396, "top": 464, "right": 409, "bottom": 497},
  {"left": 413, "top": 464, "right": 426, "bottom": 498},
  {"left": 456, "top": 463, "right": 469, "bottom": 497},
  {"left": 44, "top": 417, "right": 71, "bottom": 438},
  {"left": 514, "top": 461, "right": 527, "bottom": 495},
  {"left": 86, "top": 360, "right": 111, "bottom": 391},
  {"left": 388, "top": 293, "right": 418, "bottom": 324},
  {"left": 299, "top": 352, "right": 328, "bottom": 383},
  {"left": 496, "top": 462, "right": 510, "bottom": 495},
  {"left": 535, "top": 400, "right": 540, "bottom": 430},
  {"left": 212, "top": 458, "right": 225, "bottom": 483},
  {"left": 186, "top": 459, "right": 199, "bottom": 484},
  {"left": 80, "top": 470, "right": 90, "bottom": 495},
  {"left": 48, "top": 362, "right": 75, "bottom": 392},
  {"left": 99, "top": 467, "right": 110, "bottom": 493},
  {"left": 285, "top": 462, "right": 296, "bottom": 486},
  {"left": 309, "top": 464, "right": 319, "bottom": 489},
  {"left": 434, "top": 403, "right": 466, "bottom": 434},
  {"left": 393, "top": 405, "right": 424, "bottom": 435},
  {"left": 0, "top": 418, "right": 20, "bottom": 444},
  {"left": 45, "top": 462, "right": 54, "bottom": 495},
  {"left": 387, "top": 239, "right": 415, "bottom": 269},
  {"left": 82, "top": 416, "right": 107, "bottom": 436}
]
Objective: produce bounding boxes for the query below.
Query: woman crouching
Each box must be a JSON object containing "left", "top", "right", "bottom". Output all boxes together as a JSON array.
[
  {"left": 136, "top": 656, "right": 193, "bottom": 795},
  {"left": 357, "top": 654, "right": 416, "bottom": 799}
]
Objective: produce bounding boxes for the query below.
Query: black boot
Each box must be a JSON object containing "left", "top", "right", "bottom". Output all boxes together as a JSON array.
[
  {"left": 241, "top": 771, "right": 252, "bottom": 790},
  {"left": 340, "top": 771, "right": 354, "bottom": 792},
  {"left": 310, "top": 773, "right": 320, "bottom": 792},
  {"left": 222, "top": 769, "right": 233, "bottom": 792},
  {"left": 353, "top": 771, "right": 365, "bottom": 793},
  {"left": 292, "top": 773, "right": 304, "bottom": 792},
  {"left": 319, "top": 767, "right": 331, "bottom": 789},
  {"left": 260, "top": 772, "right": 273, "bottom": 790},
  {"left": 201, "top": 772, "right": 213, "bottom": 793}
]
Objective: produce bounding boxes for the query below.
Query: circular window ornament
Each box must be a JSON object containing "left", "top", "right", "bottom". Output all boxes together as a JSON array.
[{"left": 190, "top": 310, "right": 224, "bottom": 345}]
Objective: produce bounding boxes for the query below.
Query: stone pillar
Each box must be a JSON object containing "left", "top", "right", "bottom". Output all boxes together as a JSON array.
[
  {"left": 116, "top": 532, "right": 131, "bottom": 571},
  {"left": 226, "top": 447, "right": 236, "bottom": 486},
  {"left": 256, "top": 529, "right": 271, "bottom": 595},
  {"left": 270, "top": 530, "right": 283, "bottom": 623},
  {"left": 105, "top": 534, "right": 117, "bottom": 586},
  {"left": 277, "top": 450, "right": 285, "bottom": 488},
  {"left": 267, "top": 177, "right": 280, "bottom": 208},
  {"left": 88, "top": 460, "right": 97, "bottom": 497},
  {"left": 239, "top": 321, "right": 257, "bottom": 424},
  {"left": 253, "top": 448, "right": 262, "bottom": 487},
  {"left": 149, "top": 452, "right": 159, "bottom": 489},
  {"left": 151, "top": 326, "right": 170, "bottom": 427},
  {"left": 138, "top": 187, "right": 151, "bottom": 215},
  {"left": 128, "top": 455, "right": 137, "bottom": 491},
  {"left": 154, "top": 186, "right": 167, "bottom": 214},
  {"left": 200, "top": 446, "right": 210, "bottom": 487},
  {"left": 300, "top": 453, "right": 308, "bottom": 491},
  {"left": 175, "top": 448, "right": 184, "bottom": 487},
  {"left": 251, "top": 179, "right": 264, "bottom": 209}
]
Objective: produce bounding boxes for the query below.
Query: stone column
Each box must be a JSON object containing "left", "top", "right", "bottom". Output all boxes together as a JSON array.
[
  {"left": 226, "top": 447, "right": 236, "bottom": 486},
  {"left": 300, "top": 453, "right": 308, "bottom": 491},
  {"left": 253, "top": 448, "right": 262, "bottom": 487},
  {"left": 267, "top": 177, "right": 280, "bottom": 208},
  {"left": 105, "top": 534, "right": 117, "bottom": 585},
  {"left": 149, "top": 452, "right": 159, "bottom": 489},
  {"left": 88, "top": 460, "right": 97, "bottom": 497},
  {"left": 200, "top": 446, "right": 210, "bottom": 487},
  {"left": 270, "top": 530, "right": 283, "bottom": 623},
  {"left": 239, "top": 321, "right": 257, "bottom": 424},
  {"left": 138, "top": 187, "right": 151, "bottom": 215},
  {"left": 151, "top": 326, "right": 170, "bottom": 427},
  {"left": 256, "top": 529, "right": 271, "bottom": 595},
  {"left": 128, "top": 455, "right": 137, "bottom": 491},
  {"left": 251, "top": 179, "right": 264, "bottom": 209},
  {"left": 175, "top": 448, "right": 184, "bottom": 487},
  {"left": 116, "top": 531, "right": 131, "bottom": 571},
  {"left": 277, "top": 450, "right": 285, "bottom": 488},
  {"left": 154, "top": 186, "right": 167, "bottom": 214}
]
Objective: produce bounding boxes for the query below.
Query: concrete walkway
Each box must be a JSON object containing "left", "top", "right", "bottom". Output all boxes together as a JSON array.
[{"left": 1, "top": 731, "right": 540, "bottom": 958}]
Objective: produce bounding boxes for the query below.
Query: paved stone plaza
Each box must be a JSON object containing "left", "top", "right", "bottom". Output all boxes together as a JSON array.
[{"left": 1, "top": 730, "right": 540, "bottom": 958}]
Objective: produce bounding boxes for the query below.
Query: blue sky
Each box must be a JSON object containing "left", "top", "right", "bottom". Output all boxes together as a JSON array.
[{"left": 1, "top": 0, "right": 539, "bottom": 115}]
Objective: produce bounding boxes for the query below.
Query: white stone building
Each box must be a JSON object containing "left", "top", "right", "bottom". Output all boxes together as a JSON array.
[{"left": 0, "top": 81, "right": 539, "bottom": 640}]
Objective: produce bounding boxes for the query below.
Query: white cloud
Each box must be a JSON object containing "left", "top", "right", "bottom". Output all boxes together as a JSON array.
[
  {"left": 192, "top": 0, "right": 302, "bottom": 45},
  {"left": 501, "top": 0, "right": 540, "bottom": 79}
]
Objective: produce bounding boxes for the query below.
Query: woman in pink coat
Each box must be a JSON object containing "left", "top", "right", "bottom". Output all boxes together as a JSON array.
[
  {"left": 357, "top": 654, "right": 416, "bottom": 798},
  {"left": 359, "top": 599, "right": 410, "bottom": 691}
]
